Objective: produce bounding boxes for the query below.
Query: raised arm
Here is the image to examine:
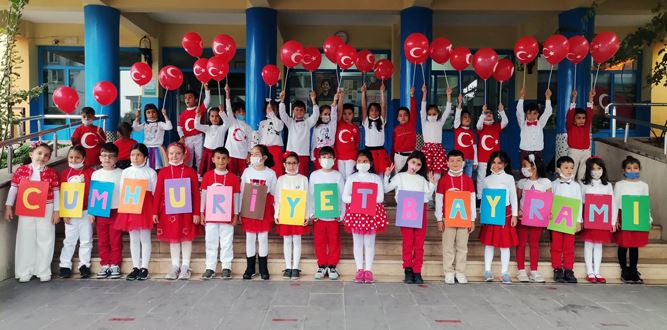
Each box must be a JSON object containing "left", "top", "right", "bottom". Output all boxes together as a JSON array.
[
  {"left": 499, "top": 104, "right": 509, "bottom": 129},
  {"left": 380, "top": 82, "right": 387, "bottom": 121},
  {"left": 133, "top": 111, "right": 143, "bottom": 132},
  {"left": 409, "top": 87, "right": 417, "bottom": 129},
  {"left": 453, "top": 93, "right": 463, "bottom": 129},
  {"left": 539, "top": 88, "right": 553, "bottom": 128},
  {"left": 419, "top": 85, "right": 427, "bottom": 125},
  {"left": 307, "top": 91, "right": 320, "bottom": 128},
  {"left": 278, "top": 90, "right": 295, "bottom": 128},
  {"left": 440, "top": 87, "right": 453, "bottom": 124},
  {"left": 516, "top": 87, "right": 525, "bottom": 126},
  {"left": 202, "top": 84, "right": 211, "bottom": 108},
  {"left": 361, "top": 84, "right": 368, "bottom": 122},
  {"left": 194, "top": 106, "right": 209, "bottom": 134},
  {"left": 476, "top": 105, "right": 486, "bottom": 130}
]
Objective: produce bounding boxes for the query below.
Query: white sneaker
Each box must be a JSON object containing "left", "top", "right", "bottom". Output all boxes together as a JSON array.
[
  {"left": 165, "top": 265, "right": 180, "bottom": 280},
  {"left": 530, "top": 270, "right": 546, "bottom": 283},
  {"left": 178, "top": 265, "right": 191, "bottom": 280},
  {"left": 517, "top": 269, "right": 530, "bottom": 283},
  {"left": 18, "top": 276, "right": 31, "bottom": 283},
  {"left": 314, "top": 266, "right": 327, "bottom": 280},
  {"left": 444, "top": 272, "right": 455, "bottom": 284},
  {"left": 455, "top": 272, "right": 468, "bottom": 284},
  {"left": 109, "top": 265, "right": 121, "bottom": 279},
  {"left": 39, "top": 275, "right": 51, "bottom": 282}
]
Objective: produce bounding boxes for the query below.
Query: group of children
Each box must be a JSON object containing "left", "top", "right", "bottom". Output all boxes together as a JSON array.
[{"left": 2, "top": 81, "right": 652, "bottom": 285}]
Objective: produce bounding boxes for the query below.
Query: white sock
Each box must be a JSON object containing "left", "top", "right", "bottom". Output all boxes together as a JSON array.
[
  {"left": 584, "top": 241, "right": 594, "bottom": 275},
  {"left": 593, "top": 243, "right": 603, "bottom": 275},
  {"left": 258, "top": 232, "right": 269, "bottom": 257},
  {"left": 293, "top": 235, "right": 302, "bottom": 270},
  {"left": 500, "top": 248, "right": 510, "bottom": 274},
  {"left": 129, "top": 230, "right": 141, "bottom": 268},
  {"left": 170, "top": 243, "right": 180, "bottom": 267},
  {"left": 353, "top": 233, "right": 364, "bottom": 270},
  {"left": 364, "top": 234, "right": 376, "bottom": 272},
  {"left": 484, "top": 245, "right": 494, "bottom": 272},
  {"left": 246, "top": 232, "right": 257, "bottom": 257},
  {"left": 434, "top": 173, "right": 442, "bottom": 183},
  {"left": 140, "top": 230, "right": 151, "bottom": 269},
  {"left": 181, "top": 241, "right": 192, "bottom": 267},
  {"left": 283, "top": 235, "right": 293, "bottom": 269}
]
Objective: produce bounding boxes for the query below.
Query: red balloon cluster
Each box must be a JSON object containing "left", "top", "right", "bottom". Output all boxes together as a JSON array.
[
  {"left": 301, "top": 47, "right": 322, "bottom": 72},
  {"left": 207, "top": 55, "right": 229, "bottom": 82},
  {"left": 280, "top": 40, "right": 304, "bottom": 68},
  {"left": 193, "top": 58, "right": 211, "bottom": 83},
  {"left": 212, "top": 34, "right": 236, "bottom": 61},
  {"left": 93, "top": 81, "right": 118, "bottom": 106},
  {"left": 374, "top": 59, "right": 394, "bottom": 81},
  {"left": 178, "top": 32, "right": 237, "bottom": 86},
  {"left": 472, "top": 48, "right": 499, "bottom": 80},
  {"left": 52, "top": 86, "right": 79, "bottom": 114}
]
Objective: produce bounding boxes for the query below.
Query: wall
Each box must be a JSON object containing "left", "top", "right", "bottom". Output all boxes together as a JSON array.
[{"left": 649, "top": 40, "right": 667, "bottom": 136}]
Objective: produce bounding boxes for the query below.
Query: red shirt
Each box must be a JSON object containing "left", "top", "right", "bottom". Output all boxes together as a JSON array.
[
  {"left": 178, "top": 105, "right": 206, "bottom": 138},
  {"left": 71, "top": 125, "right": 106, "bottom": 167},
  {"left": 60, "top": 166, "right": 94, "bottom": 209},
  {"left": 454, "top": 127, "right": 476, "bottom": 161},
  {"left": 392, "top": 96, "right": 417, "bottom": 154},
  {"left": 566, "top": 104, "right": 593, "bottom": 149},
  {"left": 201, "top": 170, "right": 241, "bottom": 216},
  {"left": 335, "top": 120, "right": 360, "bottom": 161},
  {"left": 114, "top": 137, "right": 137, "bottom": 161},
  {"left": 11, "top": 164, "right": 60, "bottom": 202},
  {"left": 436, "top": 172, "right": 475, "bottom": 195},
  {"left": 152, "top": 164, "right": 201, "bottom": 216},
  {"left": 477, "top": 123, "right": 502, "bottom": 163}
]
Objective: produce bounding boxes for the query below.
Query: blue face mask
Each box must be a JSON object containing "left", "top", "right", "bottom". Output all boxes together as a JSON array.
[
  {"left": 624, "top": 172, "right": 640, "bottom": 179},
  {"left": 235, "top": 114, "right": 246, "bottom": 121}
]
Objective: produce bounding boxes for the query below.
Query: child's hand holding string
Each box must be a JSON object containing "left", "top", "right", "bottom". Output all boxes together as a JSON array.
[
  {"left": 135, "top": 110, "right": 141, "bottom": 122},
  {"left": 4, "top": 207, "right": 13, "bottom": 222},
  {"left": 52, "top": 211, "right": 61, "bottom": 225},
  {"left": 545, "top": 88, "right": 552, "bottom": 99}
]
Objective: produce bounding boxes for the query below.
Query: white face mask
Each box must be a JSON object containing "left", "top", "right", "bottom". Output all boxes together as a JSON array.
[
  {"left": 356, "top": 163, "right": 370, "bottom": 173},
  {"left": 321, "top": 115, "right": 331, "bottom": 124},
  {"left": 427, "top": 115, "right": 438, "bottom": 122},
  {"left": 448, "top": 168, "right": 463, "bottom": 176},
  {"left": 591, "top": 170, "right": 603, "bottom": 180},
  {"left": 82, "top": 119, "right": 94, "bottom": 126},
  {"left": 250, "top": 156, "right": 262, "bottom": 167},
  {"left": 168, "top": 160, "right": 183, "bottom": 166},
  {"left": 559, "top": 172, "right": 573, "bottom": 181},
  {"left": 69, "top": 162, "right": 84, "bottom": 170},
  {"left": 285, "top": 167, "right": 298, "bottom": 175},
  {"left": 521, "top": 167, "right": 533, "bottom": 178},
  {"left": 319, "top": 158, "right": 334, "bottom": 170}
]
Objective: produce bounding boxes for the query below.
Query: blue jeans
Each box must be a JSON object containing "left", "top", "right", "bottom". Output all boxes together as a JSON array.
[{"left": 463, "top": 159, "right": 474, "bottom": 178}]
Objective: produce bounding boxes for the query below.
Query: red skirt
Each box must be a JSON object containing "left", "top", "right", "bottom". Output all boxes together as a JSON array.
[
  {"left": 199, "top": 147, "right": 215, "bottom": 177},
  {"left": 276, "top": 223, "right": 311, "bottom": 236},
  {"left": 156, "top": 207, "right": 203, "bottom": 243},
  {"left": 479, "top": 206, "right": 518, "bottom": 248},
  {"left": 368, "top": 148, "right": 391, "bottom": 175},
  {"left": 267, "top": 145, "right": 284, "bottom": 177},
  {"left": 580, "top": 228, "right": 613, "bottom": 244},
  {"left": 312, "top": 147, "right": 338, "bottom": 171},
  {"left": 241, "top": 194, "right": 275, "bottom": 233},
  {"left": 114, "top": 193, "right": 154, "bottom": 231},
  {"left": 615, "top": 210, "right": 649, "bottom": 248},
  {"left": 422, "top": 142, "right": 447, "bottom": 173},
  {"left": 344, "top": 203, "right": 388, "bottom": 235}
]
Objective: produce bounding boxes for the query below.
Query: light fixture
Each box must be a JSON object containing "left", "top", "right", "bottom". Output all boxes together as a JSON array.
[{"left": 139, "top": 35, "right": 152, "bottom": 67}]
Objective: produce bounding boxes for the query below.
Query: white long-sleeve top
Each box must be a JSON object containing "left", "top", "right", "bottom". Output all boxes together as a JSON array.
[
  {"left": 120, "top": 162, "right": 157, "bottom": 193},
  {"left": 91, "top": 167, "right": 123, "bottom": 209},
  {"left": 274, "top": 173, "right": 309, "bottom": 219},
  {"left": 240, "top": 166, "right": 277, "bottom": 203},
  {"left": 421, "top": 101, "right": 451, "bottom": 144},
  {"left": 256, "top": 111, "right": 284, "bottom": 146},
  {"left": 614, "top": 180, "right": 652, "bottom": 223},
  {"left": 308, "top": 169, "right": 345, "bottom": 220},
  {"left": 483, "top": 172, "right": 518, "bottom": 216},
  {"left": 581, "top": 179, "right": 618, "bottom": 226},
  {"left": 342, "top": 171, "right": 384, "bottom": 204},
  {"left": 279, "top": 102, "right": 320, "bottom": 156},
  {"left": 132, "top": 120, "right": 173, "bottom": 147},
  {"left": 362, "top": 117, "right": 386, "bottom": 147},
  {"left": 5, "top": 164, "right": 60, "bottom": 211},
  {"left": 383, "top": 172, "right": 436, "bottom": 203},
  {"left": 224, "top": 99, "right": 254, "bottom": 159},
  {"left": 552, "top": 179, "right": 583, "bottom": 223},
  {"left": 476, "top": 110, "right": 509, "bottom": 130},
  {"left": 516, "top": 177, "right": 552, "bottom": 209},
  {"left": 195, "top": 114, "right": 231, "bottom": 150},
  {"left": 311, "top": 105, "right": 338, "bottom": 160},
  {"left": 176, "top": 90, "right": 210, "bottom": 138},
  {"left": 199, "top": 169, "right": 241, "bottom": 214},
  {"left": 516, "top": 99, "right": 553, "bottom": 151}
]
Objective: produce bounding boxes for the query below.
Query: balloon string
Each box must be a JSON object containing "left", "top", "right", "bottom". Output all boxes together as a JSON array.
[
  {"left": 199, "top": 83, "right": 204, "bottom": 107},
  {"left": 484, "top": 79, "right": 488, "bottom": 105},
  {"left": 162, "top": 89, "right": 169, "bottom": 111},
  {"left": 139, "top": 86, "right": 143, "bottom": 115},
  {"left": 338, "top": 69, "right": 344, "bottom": 88},
  {"left": 268, "top": 85, "right": 272, "bottom": 101},
  {"left": 592, "top": 63, "right": 601, "bottom": 91},
  {"left": 443, "top": 69, "right": 450, "bottom": 90},
  {"left": 217, "top": 80, "right": 222, "bottom": 106},
  {"left": 573, "top": 63, "right": 577, "bottom": 95},
  {"left": 420, "top": 63, "right": 426, "bottom": 87},
  {"left": 311, "top": 72, "right": 314, "bottom": 92},
  {"left": 499, "top": 81, "right": 502, "bottom": 105},
  {"left": 458, "top": 71, "right": 462, "bottom": 95},
  {"left": 412, "top": 63, "right": 416, "bottom": 88},
  {"left": 283, "top": 67, "right": 290, "bottom": 93},
  {"left": 522, "top": 64, "right": 526, "bottom": 89},
  {"left": 547, "top": 65, "right": 554, "bottom": 90}
]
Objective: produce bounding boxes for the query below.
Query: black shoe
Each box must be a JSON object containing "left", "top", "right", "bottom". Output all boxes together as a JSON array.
[
  {"left": 202, "top": 269, "right": 215, "bottom": 280},
  {"left": 243, "top": 256, "right": 256, "bottom": 280},
  {"left": 631, "top": 268, "right": 643, "bottom": 284},
  {"left": 138, "top": 268, "right": 149, "bottom": 280},
  {"left": 291, "top": 269, "right": 301, "bottom": 280},
  {"left": 126, "top": 267, "right": 141, "bottom": 281},
  {"left": 282, "top": 269, "right": 292, "bottom": 279},
  {"left": 404, "top": 267, "right": 415, "bottom": 284},
  {"left": 258, "top": 256, "right": 270, "bottom": 280},
  {"left": 78, "top": 265, "right": 91, "bottom": 279},
  {"left": 413, "top": 273, "right": 424, "bottom": 284},
  {"left": 563, "top": 269, "right": 578, "bottom": 283},
  {"left": 620, "top": 268, "right": 632, "bottom": 283},
  {"left": 553, "top": 268, "right": 564, "bottom": 283},
  {"left": 221, "top": 268, "right": 232, "bottom": 279},
  {"left": 58, "top": 267, "right": 71, "bottom": 279}
]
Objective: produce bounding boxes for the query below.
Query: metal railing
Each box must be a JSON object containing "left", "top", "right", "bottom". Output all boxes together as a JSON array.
[
  {"left": 0, "top": 114, "right": 108, "bottom": 174},
  {"left": 604, "top": 102, "right": 667, "bottom": 155}
]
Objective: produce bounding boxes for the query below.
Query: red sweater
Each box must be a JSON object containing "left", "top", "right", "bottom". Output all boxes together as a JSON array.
[
  {"left": 178, "top": 105, "right": 207, "bottom": 138},
  {"left": 437, "top": 172, "right": 475, "bottom": 195},
  {"left": 335, "top": 120, "right": 360, "bottom": 161},
  {"left": 114, "top": 137, "right": 137, "bottom": 161},
  {"left": 152, "top": 164, "right": 201, "bottom": 216},
  {"left": 454, "top": 127, "right": 476, "bottom": 161},
  {"left": 392, "top": 96, "right": 417, "bottom": 154},
  {"left": 477, "top": 123, "right": 502, "bottom": 163},
  {"left": 60, "top": 167, "right": 94, "bottom": 209},
  {"left": 71, "top": 125, "right": 106, "bottom": 167},
  {"left": 566, "top": 104, "right": 593, "bottom": 150},
  {"left": 201, "top": 170, "right": 241, "bottom": 215}
]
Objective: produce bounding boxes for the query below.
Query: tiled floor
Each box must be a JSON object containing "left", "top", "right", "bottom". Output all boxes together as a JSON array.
[{"left": 0, "top": 278, "right": 666, "bottom": 329}]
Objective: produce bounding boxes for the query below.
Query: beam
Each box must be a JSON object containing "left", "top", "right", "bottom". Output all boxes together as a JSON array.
[{"left": 120, "top": 13, "right": 161, "bottom": 38}]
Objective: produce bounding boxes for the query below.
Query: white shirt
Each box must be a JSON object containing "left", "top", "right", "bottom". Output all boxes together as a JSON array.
[
  {"left": 483, "top": 172, "right": 519, "bottom": 216},
  {"left": 195, "top": 113, "right": 231, "bottom": 150},
  {"left": 311, "top": 105, "right": 338, "bottom": 160},
  {"left": 517, "top": 99, "right": 553, "bottom": 151},
  {"left": 362, "top": 117, "right": 386, "bottom": 147},
  {"left": 342, "top": 171, "right": 384, "bottom": 204},
  {"left": 517, "top": 177, "right": 552, "bottom": 209},
  {"left": 476, "top": 110, "right": 509, "bottom": 130},
  {"left": 308, "top": 169, "right": 345, "bottom": 220},
  {"left": 199, "top": 169, "right": 241, "bottom": 215},
  {"left": 581, "top": 179, "right": 618, "bottom": 226},
  {"left": 91, "top": 167, "right": 123, "bottom": 209},
  {"left": 421, "top": 101, "right": 451, "bottom": 144},
  {"left": 256, "top": 111, "right": 284, "bottom": 146},
  {"left": 224, "top": 99, "right": 254, "bottom": 159},
  {"left": 274, "top": 173, "right": 309, "bottom": 219},
  {"left": 240, "top": 166, "right": 277, "bottom": 203},
  {"left": 279, "top": 102, "right": 320, "bottom": 156},
  {"left": 383, "top": 172, "right": 436, "bottom": 203},
  {"left": 551, "top": 179, "right": 583, "bottom": 223},
  {"left": 120, "top": 162, "right": 157, "bottom": 193},
  {"left": 133, "top": 120, "right": 172, "bottom": 147},
  {"left": 614, "top": 180, "right": 652, "bottom": 223}
]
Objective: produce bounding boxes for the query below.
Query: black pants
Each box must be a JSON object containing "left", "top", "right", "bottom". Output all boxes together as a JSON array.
[{"left": 618, "top": 247, "right": 639, "bottom": 270}]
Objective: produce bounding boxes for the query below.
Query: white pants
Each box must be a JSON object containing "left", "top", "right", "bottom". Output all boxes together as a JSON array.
[
  {"left": 352, "top": 233, "right": 376, "bottom": 271},
  {"left": 246, "top": 232, "right": 269, "bottom": 257},
  {"left": 58, "top": 211, "right": 93, "bottom": 269},
  {"left": 337, "top": 160, "right": 356, "bottom": 181},
  {"left": 283, "top": 235, "right": 302, "bottom": 270},
  {"left": 205, "top": 223, "right": 234, "bottom": 270},
  {"left": 568, "top": 148, "right": 591, "bottom": 181},
  {"left": 584, "top": 241, "right": 603, "bottom": 276},
  {"left": 393, "top": 153, "right": 410, "bottom": 174},
  {"left": 476, "top": 162, "right": 488, "bottom": 198},
  {"left": 15, "top": 204, "right": 55, "bottom": 279},
  {"left": 184, "top": 134, "right": 204, "bottom": 170},
  {"left": 484, "top": 245, "right": 510, "bottom": 274},
  {"left": 170, "top": 241, "right": 192, "bottom": 267},
  {"left": 129, "top": 230, "right": 152, "bottom": 269}
]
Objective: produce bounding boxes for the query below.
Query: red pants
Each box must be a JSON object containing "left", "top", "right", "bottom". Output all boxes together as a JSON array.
[
  {"left": 228, "top": 157, "right": 247, "bottom": 177},
  {"left": 96, "top": 210, "right": 122, "bottom": 266},
  {"left": 400, "top": 208, "right": 428, "bottom": 273},
  {"left": 517, "top": 225, "right": 542, "bottom": 271},
  {"left": 297, "top": 155, "right": 309, "bottom": 176},
  {"left": 313, "top": 220, "right": 341, "bottom": 266},
  {"left": 550, "top": 231, "right": 575, "bottom": 270},
  {"left": 267, "top": 145, "right": 284, "bottom": 177}
]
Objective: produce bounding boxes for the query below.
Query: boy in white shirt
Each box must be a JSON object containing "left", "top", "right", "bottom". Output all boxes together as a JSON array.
[
  {"left": 516, "top": 88, "right": 553, "bottom": 161},
  {"left": 279, "top": 90, "right": 320, "bottom": 176}
]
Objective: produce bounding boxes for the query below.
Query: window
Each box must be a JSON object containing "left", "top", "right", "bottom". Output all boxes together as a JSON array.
[{"left": 592, "top": 59, "right": 641, "bottom": 134}]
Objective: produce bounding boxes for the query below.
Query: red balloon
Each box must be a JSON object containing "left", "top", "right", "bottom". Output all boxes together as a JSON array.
[
  {"left": 472, "top": 48, "right": 499, "bottom": 80},
  {"left": 52, "top": 86, "right": 79, "bottom": 114},
  {"left": 207, "top": 55, "right": 229, "bottom": 82},
  {"left": 355, "top": 49, "right": 375, "bottom": 73},
  {"left": 430, "top": 37, "right": 453, "bottom": 64},
  {"left": 130, "top": 62, "right": 152, "bottom": 86},
  {"left": 212, "top": 34, "right": 236, "bottom": 61},
  {"left": 93, "top": 81, "right": 118, "bottom": 106},
  {"left": 336, "top": 44, "right": 357, "bottom": 70},
  {"left": 567, "top": 35, "right": 590, "bottom": 65},
  {"left": 261, "top": 64, "right": 280, "bottom": 86},
  {"left": 182, "top": 32, "right": 203, "bottom": 58},
  {"left": 159, "top": 65, "right": 184, "bottom": 91},
  {"left": 323, "top": 35, "right": 344, "bottom": 63},
  {"left": 301, "top": 47, "right": 322, "bottom": 72},
  {"left": 404, "top": 32, "right": 429, "bottom": 64},
  {"left": 492, "top": 58, "right": 514, "bottom": 82},
  {"left": 193, "top": 58, "right": 211, "bottom": 83},
  {"left": 591, "top": 31, "right": 620, "bottom": 64},
  {"left": 450, "top": 47, "right": 472, "bottom": 71},
  {"left": 514, "top": 36, "right": 539, "bottom": 65},
  {"left": 280, "top": 40, "right": 304, "bottom": 69},
  {"left": 543, "top": 34, "right": 569, "bottom": 65},
  {"left": 374, "top": 59, "right": 394, "bottom": 81}
]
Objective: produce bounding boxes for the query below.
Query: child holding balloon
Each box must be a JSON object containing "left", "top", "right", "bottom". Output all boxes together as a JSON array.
[
  {"left": 361, "top": 83, "right": 391, "bottom": 176},
  {"left": 177, "top": 85, "right": 210, "bottom": 173},
  {"left": 391, "top": 87, "right": 417, "bottom": 175},
  {"left": 420, "top": 84, "right": 452, "bottom": 182},
  {"left": 453, "top": 93, "right": 477, "bottom": 177},
  {"left": 516, "top": 88, "right": 553, "bottom": 161},
  {"left": 566, "top": 89, "right": 595, "bottom": 181},
  {"left": 224, "top": 86, "right": 253, "bottom": 177},
  {"left": 195, "top": 104, "right": 231, "bottom": 177},
  {"left": 335, "top": 102, "right": 360, "bottom": 180},
  {"left": 133, "top": 104, "right": 172, "bottom": 170},
  {"left": 476, "top": 104, "right": 508, "bottom": 201},
  {"left": 311, "top": 90, "right": 341, "bottom": 171},
  {"left": 279, "top": 90, "right": 319, "bottom": 176},
  {"left": 256, "top": 99, "right": 285, "bottom": 176}
]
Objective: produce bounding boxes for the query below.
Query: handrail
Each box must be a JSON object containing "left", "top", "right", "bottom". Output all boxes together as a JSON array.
[{"left": 603, "top": 102, "right": 667, "bottom": 155}]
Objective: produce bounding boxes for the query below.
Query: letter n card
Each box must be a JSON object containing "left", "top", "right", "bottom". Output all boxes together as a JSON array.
[
  {"left": 15, "top": 179, "right": 48, "bottom": 217},
  {"left": 205, "top": 185, "right": 233, "bottom": 223},
  {"left": 444, "top": 191, "right": 472, "bottom": 228},
  {"left": 349, "top": 182, "right": 377, "bottom": 216},
  {"left": 396, "top": 190, "right": 424, "bottom": 229},
  {"left": 583, "top": 194, "right": 613, "bottom": 230},
  {"left": 240, "top": 183, "right": 267, "bottom": 220}
]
